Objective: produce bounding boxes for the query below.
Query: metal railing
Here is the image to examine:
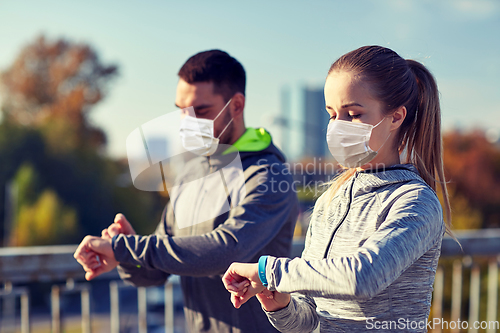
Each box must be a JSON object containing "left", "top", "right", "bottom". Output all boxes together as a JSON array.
[
  {"left": 0, "top": 245, "right": 176, "bottom": 333},
  {"left": 1, "top": 229, "right": 500, "bottom": 333},
  {"left": 431, "top": 229, "right": 500, "bottom": 333}
]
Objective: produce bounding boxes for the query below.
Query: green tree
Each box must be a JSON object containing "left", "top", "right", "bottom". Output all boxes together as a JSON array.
[{"left": 8, "top": 163, "right": 79, "bottom": 246}]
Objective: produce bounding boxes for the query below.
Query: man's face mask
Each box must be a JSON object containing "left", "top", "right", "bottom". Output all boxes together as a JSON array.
[
  {"left": 326, "top": 117, "right": 390, "bottom": 168},
  {"left": 179, "top": 99, "right": 233, "bottom": 156}
]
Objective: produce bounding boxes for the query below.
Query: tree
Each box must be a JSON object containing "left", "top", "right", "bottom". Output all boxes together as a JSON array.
[
  {"left": 443, "top": 130, "right": 500, "bottom": 228},
  {"left": 0, "top": 35, "right": 164, "bottom": 246},
  {"left": 0, "top": 35, "right": 118, "bottom": 151},
  {"left": 8, "top": 163, "right": 79, "bottom": 246}
]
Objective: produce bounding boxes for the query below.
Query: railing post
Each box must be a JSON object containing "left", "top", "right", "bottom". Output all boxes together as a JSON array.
[
  {"left": 51, "top": 285, "right": 61, "bottom": 333},
  {"left": 1, "top": 282, "right": 15, "bottom": 333},
  {"left": 487, "top": 256, "right": 499, "bottom": 333},
  {"left": 21, "top": 291, "right": 30, "bottom": 333},
  {"left": 165, "top": 281, "right": 174, "bottom": 333},
  {"left": 81, "top": 286, "right": 91, "bottom": 333},
  {"left": 51, "top": 280, "right": 92, "bottom": 333},
  {"left": 433, "top": 265, "right": 444, "bottom": 333},
  {"left": 138, "top": 287, "right": 147, "bottom": 333},
  {"left": 451, "top": 259, "right": 463, "bottom": 333},
  {"left": 1, "top": 282, "right": 31, "bottom": 333},
  {"left": 110, "top": 281, "right": 120, "bottom": 333},
  {"left": 468, "top": 260, "right": 480, "bottom": 333}
]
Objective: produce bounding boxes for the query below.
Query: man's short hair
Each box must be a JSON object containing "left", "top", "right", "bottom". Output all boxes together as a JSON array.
[{"left": 178, "top": 50, "right": 246, "bottom": 102}]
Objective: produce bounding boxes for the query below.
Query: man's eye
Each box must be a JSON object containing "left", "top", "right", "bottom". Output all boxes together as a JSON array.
[
  {"left": 350, "top": 114, "right": 361, "bottom": 119},
  {"left": 195, "top": 109, "right": 209, "bottom": 116}
]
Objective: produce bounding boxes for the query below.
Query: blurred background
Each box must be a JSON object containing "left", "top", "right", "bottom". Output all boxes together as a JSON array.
[
  {"left": 1, "top": 0, "right": 499, "bottom": 246},
  {"left": 0, "top": 0, "right": 499, "bottom": 332}
]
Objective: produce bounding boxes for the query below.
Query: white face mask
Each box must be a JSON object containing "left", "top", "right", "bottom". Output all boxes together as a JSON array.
[
  {"left": 179, "top": 99, "right": 233, "bottom": 156},
  {"left": 326, "top": 117, "right": 389, "bottom": 168}
]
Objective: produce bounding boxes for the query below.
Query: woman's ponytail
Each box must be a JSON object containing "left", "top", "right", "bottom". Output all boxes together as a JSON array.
[{"left": 405, "top": 60, "right": 452, "bottom": 233}]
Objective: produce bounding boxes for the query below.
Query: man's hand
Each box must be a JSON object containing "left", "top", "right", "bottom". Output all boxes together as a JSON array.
[
  {"left": 102, "top": 213, "right": 136, "bottom": 239},
  {"left": 76, "top": 213, "right": 135, "bottom": 281},
  {"left": 74, "top": 236, "right": 118, "bottom": 281}
]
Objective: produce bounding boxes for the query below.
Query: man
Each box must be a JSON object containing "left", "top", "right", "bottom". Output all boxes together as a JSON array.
[{"left": 74, "top": 50, "right": 298, "bottom": 332}]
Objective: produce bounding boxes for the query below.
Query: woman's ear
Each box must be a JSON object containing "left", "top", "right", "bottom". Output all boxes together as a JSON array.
[
  {"left": 230, "top": 93, "right": 245, "bottom": 119},
  {"left": 390, "top": 106, "right": 407, "bottom": 131}
]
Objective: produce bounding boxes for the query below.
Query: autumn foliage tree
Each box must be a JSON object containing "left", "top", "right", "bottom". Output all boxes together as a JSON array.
[
  {"left": 443, "top": 130, "right": 500, "bottom": 229},
  {"left": 1, "top": 35, "right": 117, "bottom": 151},
  {"left": 0, "top": 35, "right": 163, "bottom": 246}
]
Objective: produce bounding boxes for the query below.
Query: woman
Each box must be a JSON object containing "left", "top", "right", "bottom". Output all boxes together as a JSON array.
[{"left": 223, "top": 45, "right": 453, "bottom": 332}]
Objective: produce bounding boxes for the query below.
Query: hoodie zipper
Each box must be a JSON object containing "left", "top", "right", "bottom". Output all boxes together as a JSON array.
[
  {"left": 323, "top": 172, "right": 357, "bottom": 258},
  {"left": 190, "top": 156, "right": 212, "bottom": 236}
]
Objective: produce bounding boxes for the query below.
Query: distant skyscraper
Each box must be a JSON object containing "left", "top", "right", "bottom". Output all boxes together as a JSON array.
[
  {"left": 303, "top": 87, "right": 328, "bottom": 157},
  {"left": 278, "top": 86, "right": 291, "bottom": 156},
  {"left": 277, "top": 84, "right": 329, "bottom": 160}
]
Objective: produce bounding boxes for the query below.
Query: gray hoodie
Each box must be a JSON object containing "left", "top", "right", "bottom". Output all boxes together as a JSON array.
[
  {"left": 112, "top": 130, "right": 298, "bottom": 333},
  {"left": 264, "top": 165, "right": 444, "bottom": 333}
]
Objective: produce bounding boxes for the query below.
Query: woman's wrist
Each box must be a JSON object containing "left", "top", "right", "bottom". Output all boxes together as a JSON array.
[
  {"left": 258, "top": 291, "right": 292, "bottom": 312},
  {"left": 258, "top": 255, "right": 269, "bottom": 287}
]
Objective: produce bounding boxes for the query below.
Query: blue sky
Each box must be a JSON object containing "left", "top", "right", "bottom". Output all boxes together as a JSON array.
[{"left": 1, "top": 0, "right": 499, "bottom": 158}]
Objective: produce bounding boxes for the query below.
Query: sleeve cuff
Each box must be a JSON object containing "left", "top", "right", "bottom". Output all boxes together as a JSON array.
[
  {"left": 265, "top": 256, "right": 279, "bottom": 291},
  {"left": 263, "top": 295, "right": 294, "bottom": 315},
  {"left": 112, "top": 234, "right": 142, "bottom": 268},
  {"left": 111, "top": 234, "right": 118, "bottom": 250}
]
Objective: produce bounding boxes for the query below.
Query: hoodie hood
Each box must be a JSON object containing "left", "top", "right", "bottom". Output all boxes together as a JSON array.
[
  {"left": 350, "top": 164, "right": 428, "bottom": 197},
  {"left": 223, "top": 127, "right": 272, "bottom": 155},
  {"left": 208, "top": 128, "right": 286, "bottom": 168}
]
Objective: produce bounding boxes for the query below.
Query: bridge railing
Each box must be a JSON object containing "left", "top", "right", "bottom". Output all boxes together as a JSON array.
[{"left": 1, "top": 229, "right": 500, "bottom": 333}]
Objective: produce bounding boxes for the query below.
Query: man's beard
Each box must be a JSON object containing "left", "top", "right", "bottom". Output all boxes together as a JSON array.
[{"left": 218, "top": 112, "right": 234, "bottom": 145}]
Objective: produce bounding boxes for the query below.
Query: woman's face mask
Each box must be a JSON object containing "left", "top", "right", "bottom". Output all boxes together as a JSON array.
[
  {"left": 326, "top": 117, "right": 390, "bottom": 168},
  {"left": 179, "top": 99, "right": 233, "bottom": 156}
]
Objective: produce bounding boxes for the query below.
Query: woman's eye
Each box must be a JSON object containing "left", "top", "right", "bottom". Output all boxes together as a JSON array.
[
  {"left": 329, "top": 115, "right": 336, "bottom": 120},
  {"left": 350, "top": 114, "right": 361, "bottom": 119}
]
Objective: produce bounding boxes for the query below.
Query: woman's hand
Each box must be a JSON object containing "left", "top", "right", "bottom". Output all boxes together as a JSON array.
[
  {"left": 223, "top": 263, "right": 267, "bottom": 308},
  {"left": 256, "top": 290, "right": 291, "bottom": 312},
  {"left": 223, "top": 262, "right": 290, "bottom": 311}
]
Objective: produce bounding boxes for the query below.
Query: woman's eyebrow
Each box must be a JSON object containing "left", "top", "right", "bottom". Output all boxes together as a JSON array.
[
  {"left": 326, "top": 103, "right": 363, "bottom": 111},
  {"left": 340, "top": 102, "right": 363, "bottom": 109}
]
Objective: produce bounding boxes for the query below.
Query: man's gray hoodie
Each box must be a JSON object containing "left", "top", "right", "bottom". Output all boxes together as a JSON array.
[{"left": 111, "top": 128, "right": 299, "bottom": 333}]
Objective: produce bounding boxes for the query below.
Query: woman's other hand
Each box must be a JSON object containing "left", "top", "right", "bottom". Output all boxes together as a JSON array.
[
  {"left": 256, "top": 290, "right": 291, "bottom": 312},
  {"left": 223, "top": 263, "right": 266, "bottom": 308}
]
